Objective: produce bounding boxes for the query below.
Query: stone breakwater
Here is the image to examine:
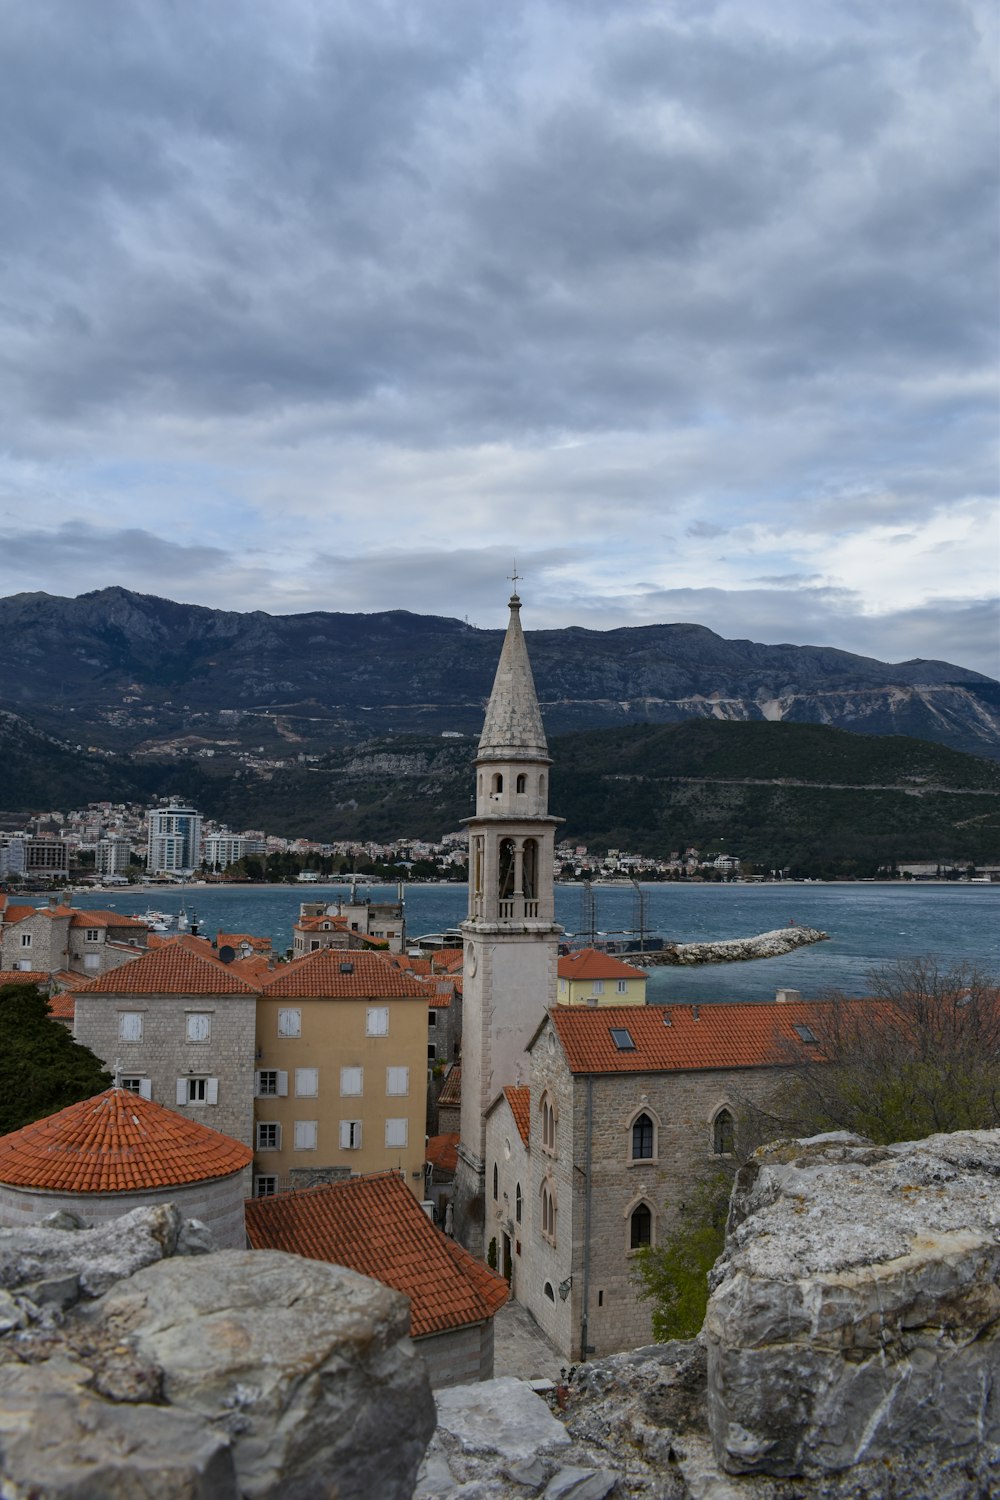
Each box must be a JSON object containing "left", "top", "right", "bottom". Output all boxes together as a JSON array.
[{"left": 643, "top": 924, "right": 829, "bottom": 965}]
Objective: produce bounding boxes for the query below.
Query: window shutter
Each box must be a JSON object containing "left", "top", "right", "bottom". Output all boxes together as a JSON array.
[
  {"left": 254, "top": 1071, "right": 261, "bottom": 1094},
  {"left": 175, "top": 1079, "right": 187, "bottom": 1106},
  {"left": 339, "top": 1120, "right": 351, "bottom": 1149},
  {"left": 277, "top": 1071, "right": 288, "bottom": 1096},
  {"left": 138, "top": 1078, "right": 152, "bottom": 1100},
  {"left": 206, "top": 1077, "right": 219, "bottom": 1105}
]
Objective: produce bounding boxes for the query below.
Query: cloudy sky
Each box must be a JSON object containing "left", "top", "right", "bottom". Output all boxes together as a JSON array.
[{"left": 1, "top": 0, "right": 997, "bottom": 674}]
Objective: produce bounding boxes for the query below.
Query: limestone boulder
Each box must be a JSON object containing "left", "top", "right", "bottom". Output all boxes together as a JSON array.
[
  {"left": 92, "top": 1249, "right": 436, "bottom": 1500},
  {"left": 0, "top": 1202, "right": 186, "bottom": 1299},
  {"left": 704, "top": 1129, "right": 1000, "bottom": 1484}
]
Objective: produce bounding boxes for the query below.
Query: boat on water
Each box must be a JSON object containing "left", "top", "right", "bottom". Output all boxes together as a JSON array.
[{"left": 141, "top": 908, "right": 174, "bottom": 931}]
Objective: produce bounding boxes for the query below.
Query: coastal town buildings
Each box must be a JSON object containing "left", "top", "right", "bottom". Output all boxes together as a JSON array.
[
  {"left": 245, "top": 1171, "right": 508, "bottom": 1387},
  {"left": 72, "top": 945, "right": 258, "bottom": 1148},
  {"left": 252, "top": 948, "right": 429, "bottom": 1197},
  {"left": 146, "top": 802, "right": 203, "bottom": 876},
  {"left": 0, "top": 1086, "right": 252, "bottom": 1246},
  {"left": 556, "top": 948, "right": 648, "bottom": 1007}
]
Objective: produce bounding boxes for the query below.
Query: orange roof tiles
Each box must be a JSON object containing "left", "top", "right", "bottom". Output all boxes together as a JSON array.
[
  {"left": 261, "top": 948, "right": 429, "bottom": 999},
  {"left": 548, "top": 1001, "right": 842, "bottom": 1074},
  {"left": 425, "top": 1133, "right": 459, "bottom": 1173},
  {"left": 1, "top": 906, "right": 40, "bottom": 925},
  {"left": 503, "top": 1086, "right": 530, "bottom": 1147},
  {"left": 217, "top": 931, "right": 272, "bottom": 952},
  {"left": 228, "top": 954, "right": 273, "bottom": 982},
  {"left": 146, "top": 933, "right": 213, "bottom": 953},
  {"left": 0, "top": 971, "right": 52, "bottom": 988},
  {"left": 74, "top": 945, "right": 258, "bottom": 995},
  {"left": 0, "top": 1087, "right": 252, "bottom": 1194},
  {"left": 47, "top": 990, "right": 76, "bottom": 1021},
  {"left": 558, "top": 948, "right": 648, "bottom": 982},
  {"left": 244, "top": 1173, "right": 507, "bottom": 1338},
  {"left": 436, "top": 1063, "right": 461, "bottom": 1109},
  {"left": 69, "top": 910, "right": 148, "bottom": 929}
]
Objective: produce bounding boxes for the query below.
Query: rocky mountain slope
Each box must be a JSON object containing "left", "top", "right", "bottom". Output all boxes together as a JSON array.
[{"left": 2, "top": 587, "right": 998, "bottom": 760}]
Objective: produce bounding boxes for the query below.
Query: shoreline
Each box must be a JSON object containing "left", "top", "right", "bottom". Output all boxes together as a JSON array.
[{"left": 58, "top": 877, "right": 997, "bottom": 897}]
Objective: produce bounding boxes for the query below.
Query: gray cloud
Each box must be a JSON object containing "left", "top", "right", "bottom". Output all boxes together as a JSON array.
[{"left": 0, "top": 1, "right": 994, "bottom": 675}]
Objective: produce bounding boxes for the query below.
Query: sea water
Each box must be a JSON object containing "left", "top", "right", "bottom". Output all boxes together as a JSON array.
[{"left": 50, "top": 881, "right": 998, "bottom": 1003}]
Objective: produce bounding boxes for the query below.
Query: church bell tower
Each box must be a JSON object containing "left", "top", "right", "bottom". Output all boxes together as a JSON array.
[{"left": 454, "top": 588, "right": 562, "bottom": 1253}]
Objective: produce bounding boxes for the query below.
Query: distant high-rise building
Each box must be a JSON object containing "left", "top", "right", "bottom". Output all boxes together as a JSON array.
[
  {"left": 96, "top": 836, "right": 133, "bottom": 878},
  {"left": 203, "top": 832, "right": 247, "bottom": 870},
  {"left": 146, "top": 804, "right": 202, "bottom": 876}
]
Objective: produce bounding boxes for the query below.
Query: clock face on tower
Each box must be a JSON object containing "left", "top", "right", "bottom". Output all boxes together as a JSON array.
[{"left": 466, "top": 944, "right": 478, "bottom": 976}]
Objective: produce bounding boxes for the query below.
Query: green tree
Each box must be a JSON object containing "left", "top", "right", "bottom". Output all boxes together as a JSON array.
[
  {"left": 764, "top": 958, "right": 1000, "bottom": 1143},
  {"left": 0, "top": 984, "right": 112, "bottom": 1134},
  {"left": 633, "top": 1171, "right": 733, "bottom": 1339}
]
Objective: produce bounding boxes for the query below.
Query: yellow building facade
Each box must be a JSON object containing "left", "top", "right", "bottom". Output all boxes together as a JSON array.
[
  {"left": 556, "top": 948, "right": 647, "bottom": 1006},
  {"left": 252, "top": 949, "right": 429, "bottom": 1197}
]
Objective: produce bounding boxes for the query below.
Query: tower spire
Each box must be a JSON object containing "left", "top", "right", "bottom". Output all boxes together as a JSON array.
[{"left": 478, "top": 590, "right": 548, "bottom": 764}]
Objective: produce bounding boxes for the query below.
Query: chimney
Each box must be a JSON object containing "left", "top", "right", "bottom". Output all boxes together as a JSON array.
[
  {"left": 48, "top": 895, "right": 59, "bottom": 910},
  {"left": 662, "top": 1009, "right": 673, "bottom": 1026},
  {"left": 692, "top": 1004, "right": 699, "bottom": 1021},
  {"left": 775, "top": 988, "right": 801, "bottom": 1004}
]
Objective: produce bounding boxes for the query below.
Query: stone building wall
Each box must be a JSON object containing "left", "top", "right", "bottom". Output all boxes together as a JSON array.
[
  {"left": 483, "top": 1092, "right": 531, "bottom": 1302},
  {"left": 0, "top": 1169, "right": 251, "bottom": 1249},
  {"left": 0, "top": 911, "right": 71, "bottom": 973},
  {"left": 576, "top": 1062, "right": 791, "bottom": 1357},
  {"left": 519, "top": 1018, "right": 578, "bottom": 1356},
  {"left": 415, "top": 1319, "right": 495, "bottom": 1389},
  {"left": 74, "top": 992, "right": 257, "bottom": 1147}
]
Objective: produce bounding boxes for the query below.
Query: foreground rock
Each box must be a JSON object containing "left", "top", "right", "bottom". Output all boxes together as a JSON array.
[
  {"left": 0, "top": 1209, "right": 435, "bottom": 1500},
  {"left": 420, "top": 1130, "right": 999, "bottom": 1500},
  {"left": 706, "top": 1130, "right": 1000, "bottom": 1489},
  {"left": 654, "top": 926, "right": 829, "bottom": 965}
]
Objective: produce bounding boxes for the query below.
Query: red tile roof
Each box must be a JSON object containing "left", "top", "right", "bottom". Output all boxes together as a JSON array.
[
  {"left": 69, "top": 910, "right": 148, "bottom": 929},
  {"left": 260, "top": 948, "right": 429, "bottom": 999},
  {"left": 228, "top": 955, "right": 273, "bottom": 982},
  {"left": 73, "top": 946, "right": 258, "bottom": 995},
  {"left": 426, "top": 1133, "right": 459, "bottom": 1173},
  {"left": 217, "top": 931, "right": 272, "bottom": 953},
  {"left": 558, "top": 948, "right": 648, "bottom": 982},
  {"left": 0, "top": 971, "right": 52, "bottom": 988},
  {"left": 503, "top": 1086, "right": 530, "bottom": 1147},
  {"left": 436, "top": 1063, "right": 462, "bottom": 1109},
  {"left": 146, "top": 933, "right": 214, "bottom": 953},
  {"left": 1, "top": 905, "right": 42, "bottom": 925},
  {"left": 0, "top": 1087, "right": 252, "bottom": 1193},
  {"left": 548, "top": 1001, "right": 840, "bottom": 1074},
  {"left": 244, "top": 1173, "right": 507, "bottom": 1337},
  {"left": 47, "top": 990, "right": 76, "bottom": 1021}
]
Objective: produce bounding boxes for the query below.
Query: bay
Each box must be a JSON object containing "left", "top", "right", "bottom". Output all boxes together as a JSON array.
[{"left": 45, "top": 881, "right": 999, "bottom": 1003}]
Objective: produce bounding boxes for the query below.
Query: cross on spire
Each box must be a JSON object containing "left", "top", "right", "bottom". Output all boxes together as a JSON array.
[{"left": 508, "top": 560, "right": 521, "bottom": 594}]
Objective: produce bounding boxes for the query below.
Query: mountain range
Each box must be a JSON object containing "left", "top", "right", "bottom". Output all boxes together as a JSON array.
[{"left": 2, "top": 587, "right": 999, "bottom": 762}]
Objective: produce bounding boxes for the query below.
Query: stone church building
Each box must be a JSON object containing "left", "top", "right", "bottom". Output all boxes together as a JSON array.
[{"left": 456, "top": 589, "right": 833, "bottom": 1360}]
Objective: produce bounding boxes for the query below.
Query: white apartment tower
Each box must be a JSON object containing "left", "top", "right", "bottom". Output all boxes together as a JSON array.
[
  {"left": 454, "top": 590, "right": 562, "bottom": 1253},
  {"left": 146, "top": 803, "right": 203, "bottom": 876}
]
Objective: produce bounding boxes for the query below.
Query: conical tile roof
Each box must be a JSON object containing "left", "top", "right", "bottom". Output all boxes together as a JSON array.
[
  {"left": 478, "top": 593, "right": 549, "bottom": 763},
  {"left": 0, "top": 1087, "right": 252, "bottom": 1193}
]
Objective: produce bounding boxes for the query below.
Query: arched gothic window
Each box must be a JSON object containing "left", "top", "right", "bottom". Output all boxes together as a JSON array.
[
  {"left": 491, "top": 772, "right": 503, "bottom": 795},
  {"left": 516, "top": 774, "right": 527, "bottom": 793},
  {"left": 538, "top": 773, "right": 545, "bottom": 796},
  {"left": 629, "top": 1202, "right": 652, "bottom": 1250},
  {"left": 515, "top": 1183, "right": 522, "bottom": 1223},
  {"left": 493, "top": 1162, "right": 499, "bottom": 1199},
  {"left": 714, "top": 1108, "right": 735, "bottom": 1155},
  {"left": 631, "top": 1112, "right": 654, "bottom": 1160},
  {"left": 540, "top": 1181, "right": 557, "bottom": 1243},
  {"left": 540, "top": 1093, "right": 556, "bottom": 1152}
]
